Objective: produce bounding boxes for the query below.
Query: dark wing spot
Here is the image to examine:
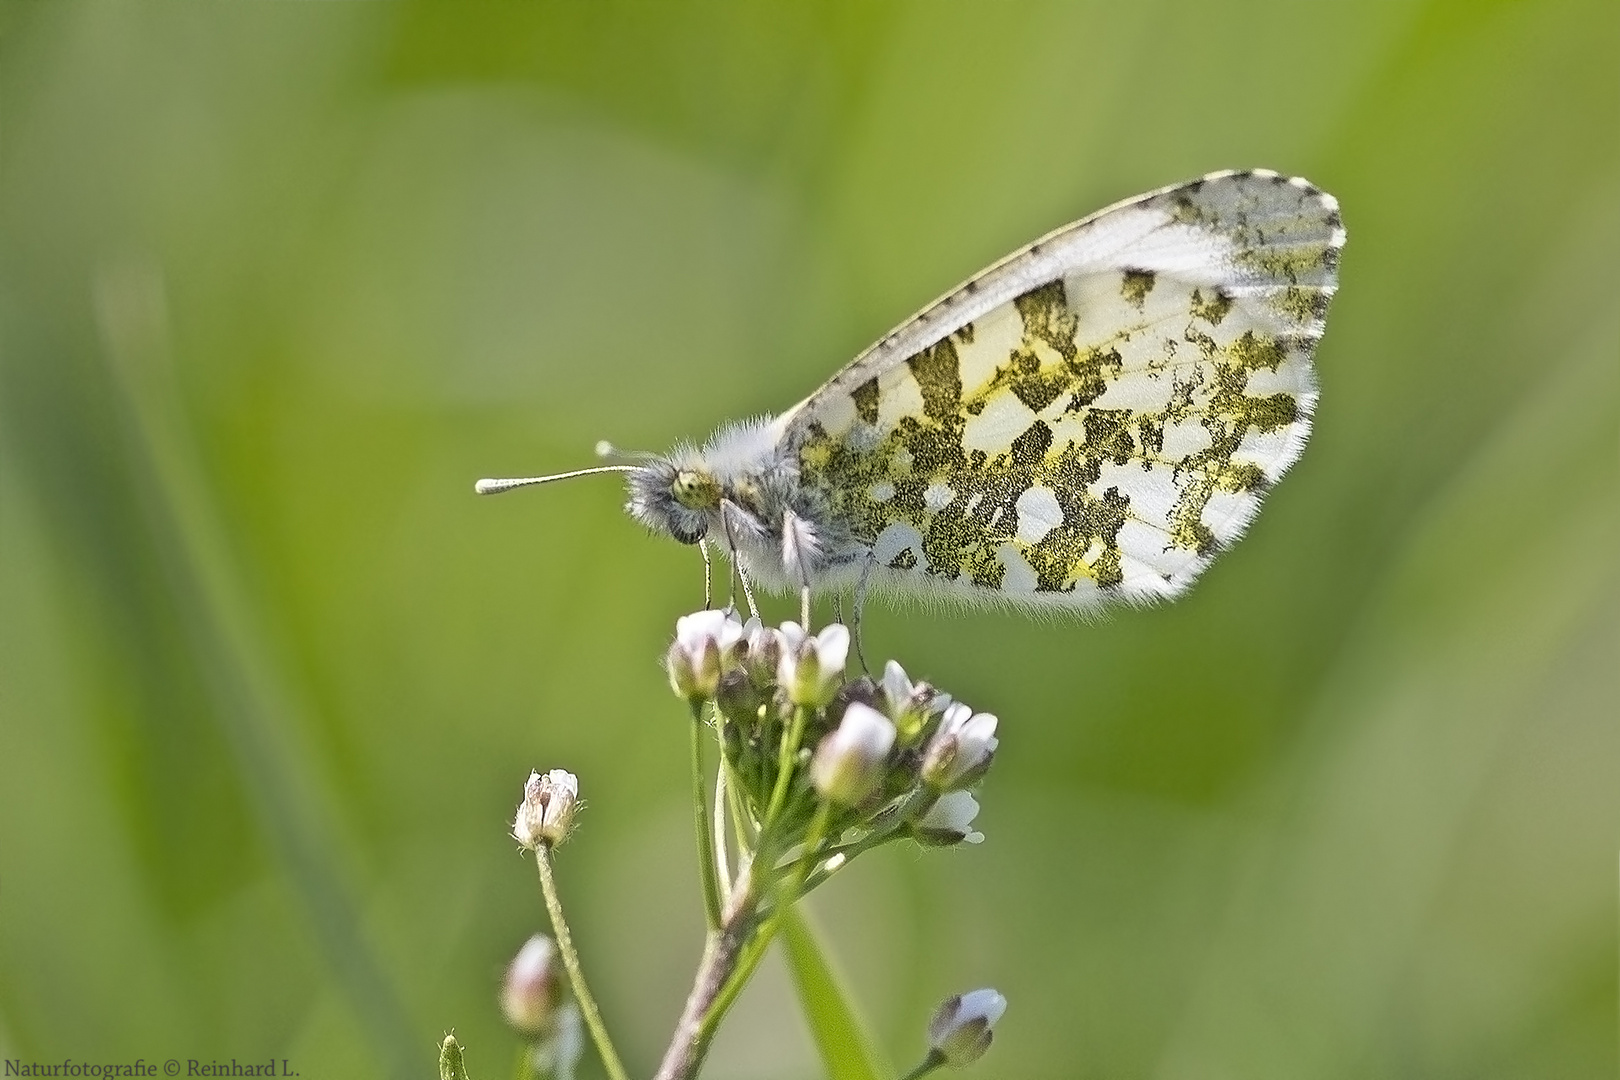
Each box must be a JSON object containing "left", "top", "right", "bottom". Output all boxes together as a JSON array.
[
  {"left": 1009, "top": 420, "right": 1054, "bottom": 466},
  {"left": 1121, "top": 269, "right": 1156, "bottom": 309},
  {"left": 852, "top": 377, "right": 879, "bottom": 424},
  {"left": 906, "top": 339, "right": 963, "bottom": 423}
]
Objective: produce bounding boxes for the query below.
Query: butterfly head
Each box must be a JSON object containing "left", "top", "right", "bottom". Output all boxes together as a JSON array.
[{"left": 626, "top": 459, "right": 720, "bottom": 546}]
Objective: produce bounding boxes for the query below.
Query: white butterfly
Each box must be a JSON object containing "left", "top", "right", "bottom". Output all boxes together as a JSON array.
[{"left": 479, "top": 169, "right": 1344, "bottom": 629}]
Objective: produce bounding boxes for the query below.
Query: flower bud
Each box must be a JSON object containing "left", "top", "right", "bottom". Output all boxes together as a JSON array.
[
  {"left": 811, "top": 701, "right": 896, "bottom": 806},
  {"left": 714, "top": 667, "right": 761, "bottom": 727},
  {"left": 927, "top": 988, "right": 1006, "bottom": 1066},
  {"left": 920, "top": 703, "right": 999, "bottom": 790},
  {"left": 777, "top": 621, "right": 850, "bottom": 707},
  {"left": 500, "top": 934, "right": 562, "bottom": 1037},
  {"left": 912, "top": 790, "right": 983, "bottom": 846},
  {"left": 440, "top": 1033, "right": 469, "bottom": 1080},
  {"left": 513, "top": 769, "right": 581, "bottom": 849},
  {"left": 667, "top": 609, "right": 745, "bottom": 700}
]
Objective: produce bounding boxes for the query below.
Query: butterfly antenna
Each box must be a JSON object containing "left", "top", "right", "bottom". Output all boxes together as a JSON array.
[
  {"left": 594, "top": 440, "right": 655, "bottom": 464},
  {"left": 473, "top": 464, "right": 636, "bottom": 495}
]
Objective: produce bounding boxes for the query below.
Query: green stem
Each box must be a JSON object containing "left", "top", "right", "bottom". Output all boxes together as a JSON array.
[
  {"left": 694, "top": 802, "right": 833, "bottom": 1055},
  {"left": 511, "top": 1042, "right": 536, "bottom": 1080},
  {"left": 534, "top": 846, "right": 631, "bottom": 1080},
  {"left": 896, "top": 1050, "right": 946, "bottom": 1080},
  {"left": 762, "top": 705, "right": 810, "bottom": 840},
  {"left": 690, "top": 702, "right": 722, "bottom": 929}
]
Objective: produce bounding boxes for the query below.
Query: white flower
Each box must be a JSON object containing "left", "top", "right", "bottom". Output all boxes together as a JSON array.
[
  {"left": 877, "top": 660, "right": 952, "bottom": 738},
  {"left": 667, "top": 609, "right": 745, "bottom": 700},
  {"left": 927, "top": 988, "right": 1006, "bottom": 1066},
  {"left": 776, "top": 621, "right": 850, "bottom": 707},
  {"left": 921, "top": 702, "right": 999, "bottom": 790},
  {"left": 513, "top": 769, "right": 581, "bottom": 849},
  {"left": 811, "top": 701, "right": 896, "bottom": 806},
  {"left": 742, "top": 616, "right": 781, "bottom": 686},
  {"left": 500, "top": 934, "right": 561, "bottom": 1036},
  {"left": 915, "top": 790, "right": 983, "bottom": 845}
]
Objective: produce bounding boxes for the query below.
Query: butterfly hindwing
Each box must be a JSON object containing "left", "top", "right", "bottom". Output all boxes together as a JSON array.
[{"left": 785, "top": 170, "right": 1343, "bottom": 609}]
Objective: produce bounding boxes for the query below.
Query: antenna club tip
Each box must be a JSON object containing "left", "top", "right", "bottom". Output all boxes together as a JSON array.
[
  {"left": 474, "top": 479, "right": 502, "bottom": 495},
  {"left": 594, "top": 440, "right": 616, "bottom": 459}
]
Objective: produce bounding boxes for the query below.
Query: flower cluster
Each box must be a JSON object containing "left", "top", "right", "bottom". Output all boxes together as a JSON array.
[{"left": 666, "top": 609, "right": 1000, "bottom": 870}]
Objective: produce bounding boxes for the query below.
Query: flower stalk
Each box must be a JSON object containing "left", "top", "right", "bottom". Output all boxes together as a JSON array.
[
  {"left": 466, "top": 612, "right": 1006, "bottom": 1080},
  {"left": 534, "top": 843, "right": 630, "bottom": 1080}
]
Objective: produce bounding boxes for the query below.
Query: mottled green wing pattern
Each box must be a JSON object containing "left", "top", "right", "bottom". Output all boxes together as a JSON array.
[{"left": 788, "top": 170, "right": 1343, "bottom": 609}]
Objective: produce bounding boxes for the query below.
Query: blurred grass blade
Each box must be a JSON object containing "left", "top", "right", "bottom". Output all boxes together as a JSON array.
[
  {"left": 92, "top": 260, "right": 416, "bottom": 1078},
  {"left": 781, "top": 905, "right": 888, "bottom": 1080}
]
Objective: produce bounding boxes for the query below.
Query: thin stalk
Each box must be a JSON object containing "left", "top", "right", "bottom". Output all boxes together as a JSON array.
[
  {"left": 897, "top": 1050, "right": 946, "bottom": 1080},
  {"left": 534, "top": 846, "right": 630, "bottom": 1080},
  {"left": 652, "top": 867, "right": 760, "bottom": 1080},
  {"left": 712, "top": 753, "right": 731, "bottom": 908},
  {"left": 692, "top": 801, "right": 833, "bottom": 1056},
  {"left": 762, "top": 705, "right": 809, "bottom": 838},
  {"left": 690, "top": 701, "right": 722, "bottom": 929}
]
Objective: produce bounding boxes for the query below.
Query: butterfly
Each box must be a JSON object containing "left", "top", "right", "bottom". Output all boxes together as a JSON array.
[{"left": 478, "top": 169, "right": 1344, "bottom": 632}]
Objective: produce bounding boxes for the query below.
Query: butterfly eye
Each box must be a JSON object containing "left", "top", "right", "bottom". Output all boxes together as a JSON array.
[{"left": 671, "top": 470, "right": 720, "bottom": 511}]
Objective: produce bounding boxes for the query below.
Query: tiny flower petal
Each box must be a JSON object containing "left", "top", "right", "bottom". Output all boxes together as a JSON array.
[
  {"left": 927, "top": 988, "right": 1006, "bottom": 1066},
  {"left": 668, "top": 609, "right": 745, "bottom": 700},
  {"left": 778, "top": 621, "right": 849, "bottom": 707},
  {"left": 742, "top": 617, "right": 781, "bottom": 686},
  {"left": 915, "top": 790, "right": 983, "bottom": 845},
  {"left": 812, "top": 701, "right": 896, "bottom": 806},
  {"left": 921, "top": 704, "right": 999, "bottom": 790}
]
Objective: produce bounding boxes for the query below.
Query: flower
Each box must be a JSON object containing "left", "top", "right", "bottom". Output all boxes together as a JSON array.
[
  {"left": 741, "top": 616, "right": 781, "bottom": 686},
  {"left": 878, "top": 660, "right": 952, "bottom": 740},
  {"left": 776, "top": 621, "right": 850, "bottom": 707},
  {"left": 920, "top": 703, "right": 999, "bottom": 790},
  {"left": 513, "top": 769, "right": 581, "bottom": 849},
  {"left": 500, "top": 934, "right": 562, "bottom": 1037},
  {"left": 811, "top": 701, "right": 896, "bottom": 806},
  {"left": 667, "top": 609, "right": 745, "bottom": 700},
  {"left": 913, "top": 790, "right": 984, "bottom": 845},
  {"left": 927, "top": 988, "right": 1006, "bottom": 1066}
]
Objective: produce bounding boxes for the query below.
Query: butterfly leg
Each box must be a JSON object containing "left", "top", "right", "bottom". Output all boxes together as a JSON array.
[
  {"left": 719, "top": 501, "right": 761, "bottom": 619},
  {"left": 699, "top": 537, "right": 714, "bottom": 609},
  {"left": 737, "top": 565, "right": 760, "bottom": 620},
  {"left": 851, "top": 553, "right": 876, "bottom": 674}
]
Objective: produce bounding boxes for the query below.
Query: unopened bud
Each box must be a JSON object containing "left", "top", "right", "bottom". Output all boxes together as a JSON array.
[
  {"left": 439, "top": 1033, "right": 469, "bottom": 1080},
  {"left": 811, "top": 701, "right": 895, "bottom": 806},
  {"left": 927, "top": 988, "right": 1006, "bottom": 1067},
  {"left": 500, "top": 934, "right": 562, "bottom": 1037},
  {"left": 513, "top": 769, "right": 581, "bottom": 849}
]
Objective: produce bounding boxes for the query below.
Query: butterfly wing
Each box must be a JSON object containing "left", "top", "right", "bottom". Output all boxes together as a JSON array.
[{"left": 782, "top": 170, "right": 1344, "bottom": 608}]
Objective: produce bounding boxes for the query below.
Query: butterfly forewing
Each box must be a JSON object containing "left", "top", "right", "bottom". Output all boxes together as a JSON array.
[{"left": 785, "top": 170, "right": 1343, "bottom": 609}]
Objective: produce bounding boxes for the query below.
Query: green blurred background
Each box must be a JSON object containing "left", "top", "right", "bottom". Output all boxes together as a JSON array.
[{"left": 2, "top": 2, "right": 1614, "bottom": 1077}]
